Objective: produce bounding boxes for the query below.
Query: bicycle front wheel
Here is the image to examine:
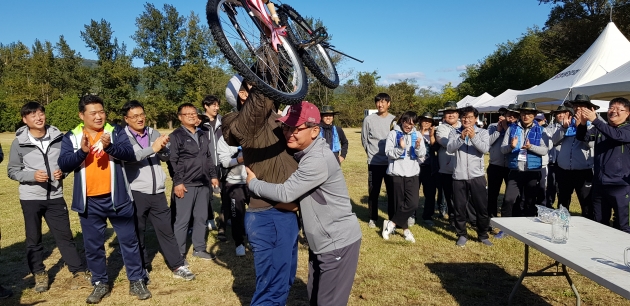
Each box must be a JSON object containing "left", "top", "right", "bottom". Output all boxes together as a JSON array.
[
  {"left": 206, "top": 0, "right": 308, "bottom": 105},
  {"left": 278, "top": 4, "right": 339, "bottom": 89}
]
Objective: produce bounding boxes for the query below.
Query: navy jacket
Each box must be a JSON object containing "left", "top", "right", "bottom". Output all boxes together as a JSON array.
[
  {"left": 58, "top": 123, "right": 136, "bottom": 213},
  {"left": 576, "top": 118, "right": 630, "bottom": 186}
]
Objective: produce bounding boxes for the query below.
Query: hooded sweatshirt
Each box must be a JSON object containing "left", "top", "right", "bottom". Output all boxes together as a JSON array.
[
  {"left": 8, "top": 125, "right": 65, "bottom": 200},
  {"left": 447, "top": 125, "right": 489, "bottom": 180},
  {"left": 384, "top": 125, "right": 426, "bottom": 177},
  {"left": 217, "top": 135, "right": 246, "bottom": 185}
]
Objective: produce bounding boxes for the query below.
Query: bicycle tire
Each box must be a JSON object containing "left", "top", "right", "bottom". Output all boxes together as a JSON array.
[
  {"left": 206, "top": 0, "right": 308, "bottom": 105},
  {"left": 278, "top": 4, "right": 339, "bottom": 89}
]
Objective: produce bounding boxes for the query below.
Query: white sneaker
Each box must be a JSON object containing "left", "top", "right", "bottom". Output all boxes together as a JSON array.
[
  {"left": 235, "top": 244, "right": 246, "bottom": 257},
  {"left": 368, "top": 220, "right": 376, "bottom": 228},
  {"left": 404, "top": 229, "right": 416, "bottom": 243},
  {"left": 207, "top": 219, "right": 217, "bottom": 231},
  {"left": 407, "top": 217, "right": 415, "bottom": 228},
  {"left": 382, "top": 220, "right": 393, "bottom": 240}
]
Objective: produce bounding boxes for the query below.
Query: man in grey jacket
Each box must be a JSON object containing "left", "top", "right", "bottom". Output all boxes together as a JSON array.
[
  {"left": 361, "top": 93, "right": 396, "bottom": 228},
  {"left": 7, "top": 102, "right": 91, "bottom": 292},
  {"left": 447, "top": 106, "right": 492, "bottom": 247},
  {"left": 436, "top": 101, "right": 461, "bottom": 225},
  {"left": 122, "top": 101, "right": 195, "bottom": 281},
  {"left": 247, "top": 101, "right": 362, "bottom": 306},
  {"left": 553, "top": 96, "right": 596, "bottom": 219}
]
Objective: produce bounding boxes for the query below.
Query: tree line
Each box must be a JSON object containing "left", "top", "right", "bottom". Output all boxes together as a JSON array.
[{"left": 2, "top": 1, "right": 621, "bottom": 132}]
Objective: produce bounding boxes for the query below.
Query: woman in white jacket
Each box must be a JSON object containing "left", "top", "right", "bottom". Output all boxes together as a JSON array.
[{"left": 382, "top": 111, "right": 426, "bottom": 243}]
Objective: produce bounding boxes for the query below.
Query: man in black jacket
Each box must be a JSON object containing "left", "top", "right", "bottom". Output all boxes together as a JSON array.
[
  {"left": 170, "top": 103, "right": 219, "bottom": 260},
  {"left": 318, "top": 105, "right": 348, "bottom": 164}
]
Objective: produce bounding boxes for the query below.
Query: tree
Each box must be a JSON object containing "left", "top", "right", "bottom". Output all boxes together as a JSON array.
[{"left": 81, "top": 19, "right": 139, "bottom": 122}]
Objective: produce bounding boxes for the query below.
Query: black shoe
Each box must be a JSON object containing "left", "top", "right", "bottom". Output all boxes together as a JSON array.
[
  {"left": 0, "top": 285, "right": 13, "bottom": 299},
  {"left": 129, "top": 279, "right": 151, "bottom": 300},
  {"left": 86, "top": 282, "right": 110, "bottom": 304}
]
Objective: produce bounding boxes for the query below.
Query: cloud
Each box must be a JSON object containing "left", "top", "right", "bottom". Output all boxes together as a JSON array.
[
  {"left": 385, "top": 72, "right": 426, "bottom": 81},
  {"left": 456, "top": 65, "right": 467, "bottom": 71}
]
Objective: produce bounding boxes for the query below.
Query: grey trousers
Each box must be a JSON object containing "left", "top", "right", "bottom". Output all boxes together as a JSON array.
[
  {"left": 308, "top": 238, "right": 361, "bottom": 306},
  {"left": 173, "top": 185, "right": 210, "bottom": 254}
]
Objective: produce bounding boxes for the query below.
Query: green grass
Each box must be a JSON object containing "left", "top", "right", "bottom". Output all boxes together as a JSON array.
[{"left": 0, "top": 128, "right": 628, "bottom": 305}]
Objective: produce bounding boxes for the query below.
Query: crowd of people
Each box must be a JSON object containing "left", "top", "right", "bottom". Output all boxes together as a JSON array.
[
  {"left": 2, "top": 82, "right": 630, "bottom": 304},
  {"left": 1, "top": 75, "right": 359, "bottom": 305},
  {"left": 362, "top": 93, "right": 630, "bottom": 247}
]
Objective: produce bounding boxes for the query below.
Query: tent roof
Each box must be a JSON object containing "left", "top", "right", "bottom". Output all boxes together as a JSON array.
[
  {"left": 456, "top": 95, "right": 477, "bottom": 108},
  {"left": 517, "top": 22, "right": 630, "bottom": 103},
  {"left": 467, "top": 92, "right": 494, "bottom": 107},
  {"left": 476, "top": 89, "right": 522, "bottom": 112},
  {"left": 572, "top": 59, "right": 630, "bottom": 100}
]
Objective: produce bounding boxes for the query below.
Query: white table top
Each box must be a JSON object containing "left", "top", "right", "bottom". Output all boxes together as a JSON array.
[{"left": 491, "top": 217, "right": 630, "bottom": 299}]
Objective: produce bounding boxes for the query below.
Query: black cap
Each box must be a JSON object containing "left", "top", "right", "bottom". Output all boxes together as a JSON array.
[{"left": 566, "top": 94, "right": 599, "bottom": 110}]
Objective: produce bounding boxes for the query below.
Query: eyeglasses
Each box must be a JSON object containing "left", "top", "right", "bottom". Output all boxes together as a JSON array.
[
  {"left": 126, "top": 113, "right": 146, "bottom": 120},
  {"left": 179, "top": 112, "right": 198, "bottom": 117},
  {"left": 608, "top": 107, "right": 627, "bottom": 112},
  {"left": 461, "top": 115, "right": 476, "bottom": 121},
  {"left": 282, "top": 124, "right": 311, "bottom": 134}
]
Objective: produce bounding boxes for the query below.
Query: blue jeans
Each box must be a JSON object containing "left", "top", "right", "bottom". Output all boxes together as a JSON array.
[{"left": 245, "top": 208, "right": 298, "bottom": 306}]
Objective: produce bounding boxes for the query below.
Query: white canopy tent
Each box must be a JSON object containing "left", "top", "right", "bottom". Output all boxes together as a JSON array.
[
  {"left": 476, "top": 89, "right": 523, "bottom": 112},
  {"left": 466, "top": 92, "right": 494, "bottom": 107},
  {"left": 571, "top": 59, "right": 630, "bottom": 100},
  {"left": 456, "top": 95, "right": 477, "bottom": 108},
  {"left": 517, "top": 22, "right": 630, "bottom": 103}
]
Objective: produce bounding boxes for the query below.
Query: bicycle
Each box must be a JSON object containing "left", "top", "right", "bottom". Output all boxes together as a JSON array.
[{"left": 206, "top": 0, "right": 357, "bottom": 105}]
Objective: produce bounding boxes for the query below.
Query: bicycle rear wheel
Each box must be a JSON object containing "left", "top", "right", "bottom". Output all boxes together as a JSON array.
[
  {"left": 206, "top": 0, "right": 308, "bottom": 105},
  {"left": 278, "top": 4, "right": 339, "bottom": 89}
]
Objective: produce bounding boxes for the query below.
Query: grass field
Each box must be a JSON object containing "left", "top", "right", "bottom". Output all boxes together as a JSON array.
[{"left": 0, "top": 128, "right": 628, "bottom": 305}]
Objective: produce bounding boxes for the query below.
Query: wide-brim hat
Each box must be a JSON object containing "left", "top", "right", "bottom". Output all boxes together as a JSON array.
[
  {"left": 506, "top": 103, "right": 520, "bottom": 114},
  {"left": 418, "top": 112, "right": 436, "bottom": 126},
  {"left": 565, "top": 94, "right": 600, "bottom": 110},
  {"left": 443, "top": 101, "right": 458, "bottom": 110},
  {"left": 518, "top": 101, "right": 538, "bottom": 112},
  {"left": 320, "top": 105, "right": 339, "bottom": 115},
  {"left": 498, "top": 106, "right": 508, "bottom": 113},
  {"left": 551, "top": 105, "right": 574, "bottom": 115}
]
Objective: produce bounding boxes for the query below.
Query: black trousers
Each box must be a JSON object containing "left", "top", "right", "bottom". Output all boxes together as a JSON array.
[
  {"left": 132, "top": 191, "right": 184, "bottom": 271},
  {"left": 420, "top": 165, "right": 438, "bottom": 220},
  {"left": 544, "top": 163, "right": 559, "bottom": 208},
  {"left": 221, "top": 183, "right": 248, "bottom": 246},
  {"left": 503, "top": 170, "right": 541, "bottom": 217},
  {"left": 556, "top": 168, "right": 593, "bottom": 219},
  {"left": 20, "top": 198, "right": 86, "bottom": 274},
  {"left": 368, "top": 164, "right": 394, "bottom": 221},
  {"left": 487, "top": 164, "right": 509, "bottom": 218},
  {"left": 439, "top": 173, "right": 455, "bottom": 219},
  {"left": 592, "top": 184, "right": 630, "bottom": 233},
  {"left": 390, "top": 176, "right": 419, "bottom": 229},
  {"left": 452, "top": 176, "right": 489, "bottom": 240}
]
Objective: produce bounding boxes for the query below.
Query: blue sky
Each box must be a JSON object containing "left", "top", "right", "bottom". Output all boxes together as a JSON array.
[{"left": 0, "top": 0, "right": 553, "bottom": 90}]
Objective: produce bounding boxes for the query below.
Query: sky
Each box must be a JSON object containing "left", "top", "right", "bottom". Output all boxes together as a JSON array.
[{"left": 0, "top": 0, "right": 554, "bottom": 90}]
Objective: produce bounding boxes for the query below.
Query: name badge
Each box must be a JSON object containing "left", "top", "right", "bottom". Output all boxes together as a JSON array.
[{"left": 518, "top": 149, "right": 527, "bottom": 161}]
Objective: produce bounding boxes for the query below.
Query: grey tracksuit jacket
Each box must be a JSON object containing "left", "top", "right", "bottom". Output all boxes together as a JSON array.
[
  {"left": 7, "top": 125, "right": 64, "bottom": 200},
  {"left": 436, "top": 122, "right": 461, "bottom": 174},
  {"left": 249, "top": 137, "right": 362, "bottom": 254},
  {"left": 216, "top": 135, "right": 246, "bottom": 185},
  {"left": 123, "top": 126, "right": 169, "bottom": 194},
  {"left": 552, "top": 124, "right": 595, "bottom": 170},
  {"left": 488, "top": 123, "right": 508, "bottom": 167},
  {"left": 447, "top": 125, "right": 490, "bottom": 180},
  {"left": 501, "top": 122, "right": 549, "bottom": 171}
]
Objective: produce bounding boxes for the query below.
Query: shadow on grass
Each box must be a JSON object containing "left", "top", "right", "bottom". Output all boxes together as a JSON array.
[
  {"left": 425, "top": 262, "right": 551, "bottom": 306},
  {"left": 0, "top": 229, "right": 97, "bottom": 305}
]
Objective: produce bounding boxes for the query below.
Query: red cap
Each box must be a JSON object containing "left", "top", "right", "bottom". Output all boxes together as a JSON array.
[{"left": 277, "top": 101, "right": 321, "bottom": 127}]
